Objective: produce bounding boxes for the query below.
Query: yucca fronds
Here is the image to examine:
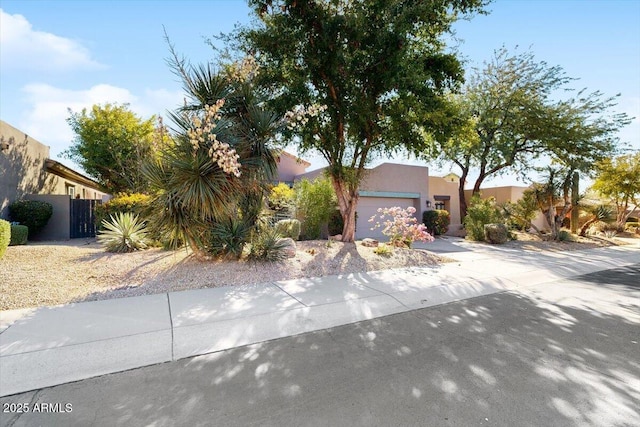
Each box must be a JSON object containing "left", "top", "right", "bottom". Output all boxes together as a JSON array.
[{"left": 98, "top": 212, "right": 149, "bottom": 253}]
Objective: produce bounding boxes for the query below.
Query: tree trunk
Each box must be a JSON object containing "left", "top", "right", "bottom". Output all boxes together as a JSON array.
[
  {"left": 570, "top": 171, "right": 579, "bottom": 233},
  {"left": 458, "top": 168, "right": 471, "bottom": 221},
  {"left": 458, "top": 183, "right": 467, "bottom": 224},
  {"left": 331, "top": 175, "right": 359, "bottom": 243},
  {"left": 341, "top": 200, "right": 358, "bottom": 242}
]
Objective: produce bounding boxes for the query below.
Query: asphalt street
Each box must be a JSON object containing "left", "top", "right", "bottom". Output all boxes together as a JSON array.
[{"left": 1, "top": 264, "right": 639, "bottom": 427}]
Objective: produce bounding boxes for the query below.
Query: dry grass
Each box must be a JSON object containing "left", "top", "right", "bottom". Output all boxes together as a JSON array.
[{"left": 0, "top": 239, "right": 442, "bottom": 311}]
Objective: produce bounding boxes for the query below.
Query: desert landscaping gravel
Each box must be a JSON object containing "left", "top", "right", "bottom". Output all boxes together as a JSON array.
[
  {"left": 0, "top": 239, "right": 443, "bottom": 311},
  {"left": 1, "top": 233, "right": 630, "bottom": 311}
]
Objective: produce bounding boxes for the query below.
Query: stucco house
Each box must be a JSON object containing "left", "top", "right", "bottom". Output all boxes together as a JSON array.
[
  {"left": 278, "top": 153, "right": 434, "bottom": 239},
  {"left": 1, "top": 120, "right": 108, "bottom": 239},
  {"left": 277, "top": 151, "right": 551, "bottom": 239}
]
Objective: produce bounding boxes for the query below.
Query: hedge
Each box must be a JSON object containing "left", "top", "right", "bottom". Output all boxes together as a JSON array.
[
  {"left": 0, "top": 220, "right": 9, "bottom": 259},
  {"left": 9, "top": 225, "right": 28, "bottom": 246},
  {"left": 9, "top": 200, "right": 53, "bottom": 236},
  {"left": 95, "top": 193, "right": 151, "bottom": 230}
]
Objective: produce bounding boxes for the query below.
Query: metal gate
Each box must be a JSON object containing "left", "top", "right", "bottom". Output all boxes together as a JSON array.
[{"left": 70, "top": 199, "right": 100, "bottom": 238}]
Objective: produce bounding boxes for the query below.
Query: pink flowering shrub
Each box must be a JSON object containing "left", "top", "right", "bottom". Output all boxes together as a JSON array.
[{"left": 369, "top": 206, "right": 434, "bottom": 248}]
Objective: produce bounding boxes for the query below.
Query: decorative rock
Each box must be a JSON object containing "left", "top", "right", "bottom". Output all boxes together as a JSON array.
[
  {"left": 484, "top": 223, "right": 508, "bottom": 244},
  {"left": 278, "top": 237, "right": 297, "bottom": 257},
  {"left": 330, "top": 234, "right": 342, "bottom": 241},
  {"left": 362, "top": 238, "right": 379, "bottom": 247}
]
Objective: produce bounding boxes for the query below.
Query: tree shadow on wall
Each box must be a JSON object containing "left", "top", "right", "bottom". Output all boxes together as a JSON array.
[{"left": 0, "top": 132, "right": 57, "bottom": 218}]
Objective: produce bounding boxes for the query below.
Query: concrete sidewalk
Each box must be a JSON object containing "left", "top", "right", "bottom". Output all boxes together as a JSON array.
[{"left": 1, "top": 240, "right": 638, "bottom": 397}]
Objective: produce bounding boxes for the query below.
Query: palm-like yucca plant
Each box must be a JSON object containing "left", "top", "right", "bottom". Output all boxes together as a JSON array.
[
  {"left": 579, "top": 204, "right": 614, "bottom": 236},
  {"left": 143, "top": 44, "right": 282, "bottom": 255},
  {"left": 98, "top": 212, "right": 149, "bottom": 253}
]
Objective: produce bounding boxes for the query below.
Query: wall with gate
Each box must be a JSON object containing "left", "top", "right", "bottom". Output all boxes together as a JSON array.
[
  {"left": 23, "top": 195, "right": 101, "bottom": 240},
  {"left": 70, "top": 199, "right": 99, "bottom": 238},
  {"left": 25, "top": 194, "right": 70, "bottom": 241}
]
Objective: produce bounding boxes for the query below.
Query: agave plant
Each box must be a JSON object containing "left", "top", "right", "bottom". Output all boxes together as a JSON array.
[{"left": 98, "top": 212, "right": 149, "bottom": 253}]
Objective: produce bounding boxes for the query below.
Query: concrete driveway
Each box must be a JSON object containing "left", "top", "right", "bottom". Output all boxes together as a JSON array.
[{"left": 2, "top": 264, "right": 638, "bottom": 427}]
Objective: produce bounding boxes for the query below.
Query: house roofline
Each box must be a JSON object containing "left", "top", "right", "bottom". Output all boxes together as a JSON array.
[
  {"left": 280, "top": 150, "right": 311, "bottom": 167},
  {"left": 45, "top": 159, "right": 103, "bottom": 190}
]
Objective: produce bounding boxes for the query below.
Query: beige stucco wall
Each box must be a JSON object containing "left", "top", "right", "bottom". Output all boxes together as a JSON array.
[
  {"left": 276, "top": 152, "right": 310, "bottom": 183},
  {"left": 355, "top": 163, "right": 429, "bottom": 238},
  {"left": 42, "top": 173, "right": 106, "bottom": 201},
  {"left": 465, "top": 186, "right": 547, "bottom": 231},
  {"left": 428, "top": 176, "right": 461, "bottom": 232},
  {"left": 0, "top": 120, "right": 50, "bottom": 219}
]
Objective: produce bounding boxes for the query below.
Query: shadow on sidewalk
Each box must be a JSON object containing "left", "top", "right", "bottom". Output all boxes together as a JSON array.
[{"left": 4, "top": 268, "right": 638, "bottom": 427}]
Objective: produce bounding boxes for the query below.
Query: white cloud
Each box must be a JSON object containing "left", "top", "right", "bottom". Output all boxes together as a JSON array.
[
  {"left": 17, "top": 83, "right": 183, "bottom": 165},
  {"left": 0, "top": 9, "right": 103, "bottom": 71}
]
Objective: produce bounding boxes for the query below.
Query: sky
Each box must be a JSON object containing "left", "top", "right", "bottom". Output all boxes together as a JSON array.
[{"left": 1, "top": 0, "right": 639, "bottom": 188}]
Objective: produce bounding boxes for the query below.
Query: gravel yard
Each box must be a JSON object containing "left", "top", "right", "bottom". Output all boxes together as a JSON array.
[
  {"left": 2, "top": 232, "right": 633, "bottom": 311},
  {"left": 0, "top": 239, "right": 443, "bottom": 311}
]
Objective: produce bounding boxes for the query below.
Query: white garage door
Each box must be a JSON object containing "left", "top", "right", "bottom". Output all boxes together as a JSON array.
[{"left": 356, "top": 197, "right": 417, "bottom": 240}]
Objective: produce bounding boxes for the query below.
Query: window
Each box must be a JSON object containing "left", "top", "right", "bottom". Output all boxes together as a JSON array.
[
  {"left": 435, "top": 202, "right": 445, "bottom": 210},
  {"left": 66, "top": 184, "right": 75, "bottom": 198}
]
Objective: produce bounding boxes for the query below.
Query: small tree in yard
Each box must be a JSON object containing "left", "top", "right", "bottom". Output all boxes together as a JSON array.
[
  {"left": 501, "top": 189, "right": 541, "bottom": 233},
  {"left": 294, "top": 177, "right": 337, "bottom": 240},
  {"left": 64, "top": 104, "right": 161, "bottom": 194},
  {"left": 592, "top": 153, "right": 640, "bottom": 230},
  {"left": 464, "top": 196, "right": 503, "bottom": 242},
  {"left": 369, "top": 206, "right": 433, "bottom": 248}
]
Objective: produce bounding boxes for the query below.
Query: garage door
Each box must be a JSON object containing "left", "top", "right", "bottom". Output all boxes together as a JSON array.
[{"left": 356, "top": 197, "right": 417, "bottom": 240}]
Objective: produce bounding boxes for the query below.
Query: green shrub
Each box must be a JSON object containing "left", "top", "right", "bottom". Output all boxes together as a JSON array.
[
  {"left": 97, "top": 212, "right": 149, "bottom": 253},
  {"left": 0, "top": 220, "right": 10, "bottom": 258},
  {"left": 208, "top": 218, "right": 252, "bottom": 259},
  {"left": 294, "top": 177, "right": 337, "bottom": 240},
  {"left": 422, "top": 210, "right": 438, "bottom": 234},
  {"left": 422, "top": 209, "right": 450, "bottom": 235},
  {"left": 268, "top": 183, "right": 296, "bottom": 213},
  {"left": 484, "top": 223, "right": 508, "bottom": 244},
  {"left": 373, "top": 243, "right": 393, "bottom": 257},
  {"left": 9, "top": 225, "right": 28, "bottom": 246},
  {"left": 9, "top": 200, "right": 53, "bottom": 236},
  {"left": 464, "top": 195, "right": 503, "bottom": 241},
  {"left": 248, "top": 227, "right": 289, "bottom": 262},
  {"left": 275, "top": 219, "right": 301, "bottom": 240},
  {"left": 557, "top": 229, "right": 575, "bottom": 242},
  {"left": 95, "top": 193, "right": 151, "bottom": 230}
]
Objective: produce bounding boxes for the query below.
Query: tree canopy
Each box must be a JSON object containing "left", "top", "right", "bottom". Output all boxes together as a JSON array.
[
  {"left": 423, "top": 48, "right": 631, "bottom": 220},
  {"left": 592, "top": 152, "right": 640, "bottom": 227},
  {"left": 238, "top": 0, "right": 488, "bottom": 241},
  {"left": 64, "top": 104, "right": 159, "bottom": 193}
]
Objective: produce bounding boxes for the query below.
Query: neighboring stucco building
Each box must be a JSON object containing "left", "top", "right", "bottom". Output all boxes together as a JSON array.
[
  {"left": 465, "top": 186, "right": 547, "bottom": 231},
  {"left": 1, "top": 120, "right": 108, "bottom": 239},
  {"left": 275, "top": 151, "right": 311, "bottom": 186}
]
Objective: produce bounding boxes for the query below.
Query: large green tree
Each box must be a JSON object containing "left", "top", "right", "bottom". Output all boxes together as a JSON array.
[
  {"left": 239, "top": 0, "right": 487, "bottom": 242},
  {"left": 64, "top": 103, "right": 159, "bottom": 193},
  {"left": 592, "top": 152, "right": 640, "bottom": 228},
  {"left": 424, "top": 48, "right": 630, "bottom": 221}
]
